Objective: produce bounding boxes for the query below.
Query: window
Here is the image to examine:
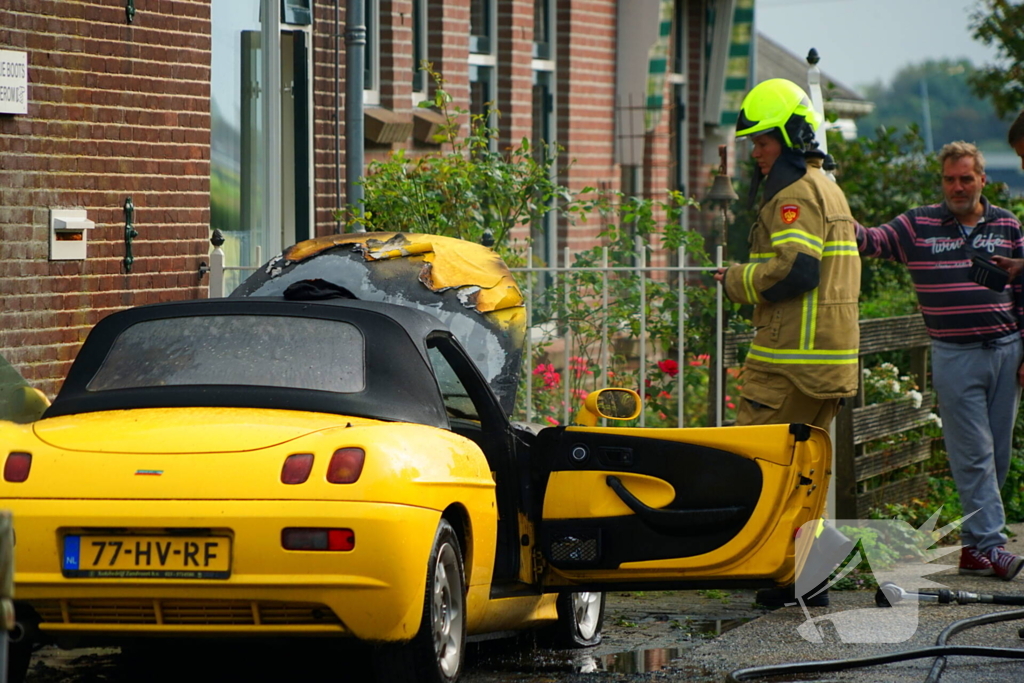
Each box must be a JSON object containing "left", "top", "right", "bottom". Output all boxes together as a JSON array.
[
  {"left": 671, "top": 84, "right": 687, "bottom": 195},
  {"left": 533, "top": 0, "right": 553, "bottom": 60},
  {"left": 89, "top": 316, "right": 366, "bottom": 393},
  {"left": 468, "top": 0, "right": 495, "bottom": 147},
  {"left": 427, "top": 346, "right": 480, "bottom": 422},
  {"left": 531, "top": 70, "right": 556, "bottom": 266},
  {"left": 470, "top": 0, "right": 494, "bottom": 55},
  {"left": 672, "top": 0, "right": 685, "bottom": 75},
  {"left": 469, "top": 65, "right": 493, "bottom": 119},
  {"left": 469, "top": 64, "right": 496, "bottom": 151},
  {"left": 364, "top": 0, "right": 380, "bottom": 105},
  {"left": 282, "top": 0, "right": 311, "bottom": 25},
  {"left": 411, "top": 0, "right": 428, "bottom": 97},
  {"left": 211, "top": 0, "right": 312, "bottom": 292}
]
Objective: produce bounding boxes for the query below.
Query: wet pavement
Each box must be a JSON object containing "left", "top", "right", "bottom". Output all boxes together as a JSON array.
[
  {"left": 20, "top": 588, "right": 766, "bottom": 683},
  {"left": 677, "top": 524, "right": 1024, "bottom": 683},
  {"left": 20, "top": 529, "right": 1024, "bottom": 682}
]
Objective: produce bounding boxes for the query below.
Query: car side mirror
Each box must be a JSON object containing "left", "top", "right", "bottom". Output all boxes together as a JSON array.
[
  {"left": 1, "top": 386, "right": 51, "bottom": 424},
  {"left": 573, "top": 388, "right": 642, "bottom": 426}
]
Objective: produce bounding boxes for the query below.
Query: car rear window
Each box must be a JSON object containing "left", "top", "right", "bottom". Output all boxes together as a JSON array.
[{"left": 87, "top": 315, "right": 365, "bottom": 393}]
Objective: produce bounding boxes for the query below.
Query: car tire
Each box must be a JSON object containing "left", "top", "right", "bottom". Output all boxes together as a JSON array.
[
  {"left": 373, "top": 518, "right": 466, "bottom": 683},
  {"left": 541, "top": 591, "right": 605, "bottom": 648}
]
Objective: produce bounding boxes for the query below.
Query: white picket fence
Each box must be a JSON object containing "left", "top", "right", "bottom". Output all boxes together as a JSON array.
[{"left": 206, "top": 237, "right": 725, "bottom": 428}]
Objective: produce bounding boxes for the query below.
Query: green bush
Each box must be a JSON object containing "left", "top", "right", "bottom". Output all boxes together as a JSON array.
[{"left": 347, "top": 64, "right": 594, "bottom": 256}]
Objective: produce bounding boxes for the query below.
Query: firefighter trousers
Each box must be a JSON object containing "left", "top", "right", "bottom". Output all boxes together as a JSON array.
[{"left": 736, "top": 369, "right": 840, "bottom": 430}]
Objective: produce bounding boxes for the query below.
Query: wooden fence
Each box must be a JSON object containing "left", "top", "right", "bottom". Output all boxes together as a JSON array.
[{"left": 727, "top": 314, "right": 935, "bottom": 518}]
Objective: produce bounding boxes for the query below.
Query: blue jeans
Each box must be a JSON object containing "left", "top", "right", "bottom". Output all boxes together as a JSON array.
[{"left": 931, "top": 333, "right": 1022, "bottom": 553}]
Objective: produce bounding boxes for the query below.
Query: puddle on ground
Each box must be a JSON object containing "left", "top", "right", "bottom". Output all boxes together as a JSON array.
[
  {"left": 467, "top": 616, "right": 754, "bottom": 675},
  {"left": 600, "top": 618, "right": 753, "bottom": 674}
]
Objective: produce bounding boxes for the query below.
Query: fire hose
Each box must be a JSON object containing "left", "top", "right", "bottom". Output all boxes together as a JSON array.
[{"left": 726, "top": 582, "right": 1024, "bottom": 682}]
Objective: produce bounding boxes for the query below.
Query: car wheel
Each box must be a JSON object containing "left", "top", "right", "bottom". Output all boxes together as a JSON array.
[
  {"left": 373, "top": 519, "right": 466, "bottom": 683},
  {"left": 542, "top": 591, "right": 605, "bottom": 648}
]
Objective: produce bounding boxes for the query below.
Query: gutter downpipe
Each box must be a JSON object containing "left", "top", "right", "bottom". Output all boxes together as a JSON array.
[
  {"left": 262, "top": 0, "right": 283, "bottom": 257},
  {"left": 334, "top": 0, "right": 342, "bottom": 232},
  {"left": 345, "top": 0, "right": 366, "bottom": 231}
]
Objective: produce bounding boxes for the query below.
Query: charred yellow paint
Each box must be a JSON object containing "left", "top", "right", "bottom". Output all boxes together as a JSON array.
[
  {"left": 247, "top": 231, "right": 527, "bottom": 415},
  {"left": 280, "top": 232, "right": 524, "bottom": 316}
]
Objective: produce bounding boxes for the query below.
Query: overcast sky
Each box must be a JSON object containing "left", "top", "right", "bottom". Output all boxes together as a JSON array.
[{"left": 756, "top": 0, "right": 1000, "bottom": 94}]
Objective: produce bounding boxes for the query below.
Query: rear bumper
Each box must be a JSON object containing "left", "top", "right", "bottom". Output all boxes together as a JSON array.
[{"left": 8, "top": 499, "right": 440, "bottom": 641}]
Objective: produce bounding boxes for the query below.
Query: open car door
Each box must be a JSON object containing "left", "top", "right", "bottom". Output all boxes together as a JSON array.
[{"left": 535, "top": 422, "right": 830, "bottom": 591}]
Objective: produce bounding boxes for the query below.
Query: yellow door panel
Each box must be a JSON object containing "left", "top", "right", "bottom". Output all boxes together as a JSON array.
[
  {"left": 537, "top": 423, "right": 830, "bottom": 588},
  {"left": 541, "top": 471, "right": 675, "bottom": 520},
  {"left": 559, "top": 424, "right": 797, "bottom": 467}
]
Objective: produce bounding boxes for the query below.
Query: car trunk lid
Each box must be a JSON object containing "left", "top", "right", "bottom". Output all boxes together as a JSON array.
[{"left": 33, "top": 407, "right": 369, "bottom": 453}]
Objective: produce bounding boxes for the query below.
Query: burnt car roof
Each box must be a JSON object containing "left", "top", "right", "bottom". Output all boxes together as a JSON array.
[
  {"left": 233, "top": 233, "right": 526, "bottom": 415},
  {"left": 45, "top": 297, "right": 455, "bottom": 428}
]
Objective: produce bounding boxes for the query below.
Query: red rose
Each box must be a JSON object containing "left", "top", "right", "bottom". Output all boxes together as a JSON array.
[{"left": 657, "top": 359, "right": 679, "bottom": 377}]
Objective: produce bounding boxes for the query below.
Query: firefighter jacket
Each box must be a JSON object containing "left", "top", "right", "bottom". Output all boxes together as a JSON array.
[{"left": 724, "top": 157, "right": 860, "bottom": 399}]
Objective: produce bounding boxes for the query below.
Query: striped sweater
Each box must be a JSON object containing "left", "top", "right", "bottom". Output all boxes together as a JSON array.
[{"left": 856, "top": 198, "right": 1024, "bottom": 344}]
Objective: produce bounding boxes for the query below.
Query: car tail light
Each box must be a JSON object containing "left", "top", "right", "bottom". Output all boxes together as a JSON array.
[
  {"left": 4, "top": 452, "right": 32, "bottom": 483},
  {"left": 326, "top": 448, "right": 364, "bottom": 484},
  {"left": 281, "top": 453, "right": 314, "bottom": 484},
  {"left": 281, "top": 527, "right": 355, "bottom": 551}
]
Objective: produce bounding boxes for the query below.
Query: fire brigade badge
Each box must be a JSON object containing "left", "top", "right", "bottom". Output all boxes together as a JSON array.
[{"left": 781, "top": 204, "right": 800, "bottom": 224}]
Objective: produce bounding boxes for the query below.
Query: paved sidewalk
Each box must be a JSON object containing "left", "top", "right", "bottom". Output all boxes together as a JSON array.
[{"left": 677, "top": 523, "right": 1024, "bottom": 682}]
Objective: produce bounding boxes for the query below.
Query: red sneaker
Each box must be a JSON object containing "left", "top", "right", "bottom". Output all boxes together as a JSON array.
[
  {"left": 959, "top": 546, "right": 995, "bottom": 576},
  {"left": 988, "top": 546, "right": 1024, "bottom": 581}
]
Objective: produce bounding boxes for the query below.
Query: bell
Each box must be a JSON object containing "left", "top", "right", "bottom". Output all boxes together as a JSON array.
[{"left": 707, "top": 173, "right": 738, "bottom": 203}]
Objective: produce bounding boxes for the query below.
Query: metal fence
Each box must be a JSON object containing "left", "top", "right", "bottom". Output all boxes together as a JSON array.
[{"left": 206, "top": 236, "right": 726, "bottom": 428}]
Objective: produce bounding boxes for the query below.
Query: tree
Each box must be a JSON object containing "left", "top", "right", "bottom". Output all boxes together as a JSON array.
[
  {"left": 969, "top": 0, "right": 1024, "bottom": 119},
  {"left": 856, "top": 59, "right": 1005, "bottom": 150}
]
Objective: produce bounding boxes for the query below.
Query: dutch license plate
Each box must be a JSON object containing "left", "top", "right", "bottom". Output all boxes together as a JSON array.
[{"left": 62, "top": 535, "right": 231, "bottom": 579}]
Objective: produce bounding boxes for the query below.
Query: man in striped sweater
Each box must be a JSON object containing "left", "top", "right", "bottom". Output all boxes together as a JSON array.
[{"left": 857, "top": 141, "right": 1024, "bottom": 580}]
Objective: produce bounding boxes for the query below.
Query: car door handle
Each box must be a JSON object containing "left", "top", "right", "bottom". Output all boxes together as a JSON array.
[{"left": 606, "top": 475, "right": 745, "bottom": 534}]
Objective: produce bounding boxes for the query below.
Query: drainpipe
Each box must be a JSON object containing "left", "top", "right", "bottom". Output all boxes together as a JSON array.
[
  {"left": 262, "top": 0, "right": 282, "bottom": 256},
  {"left": 345, "top": 0, "right": 366, "bottom": 231},
  {"left": 334, "top": 0, "right": 342, "bottom": 232}
]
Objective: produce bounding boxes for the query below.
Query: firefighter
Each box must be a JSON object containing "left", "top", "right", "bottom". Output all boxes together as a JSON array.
[
  {"left": 714, "top": 79, "right": 861, "bottom": 609},
  {"left": 714, "top": 78, "right": 860, "bottom": 431}
]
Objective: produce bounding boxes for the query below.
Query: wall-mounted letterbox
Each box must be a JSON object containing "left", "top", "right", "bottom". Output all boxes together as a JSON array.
[{"left": 49, "top": 209, "right": 95, "bottom": 261}]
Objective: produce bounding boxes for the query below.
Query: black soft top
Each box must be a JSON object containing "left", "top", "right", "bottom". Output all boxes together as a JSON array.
[{"left": 46, "top": 297, "right": 452, "bottom": 428}]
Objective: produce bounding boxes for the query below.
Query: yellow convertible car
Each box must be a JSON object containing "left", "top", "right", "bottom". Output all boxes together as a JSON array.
[{"left": 1, "top": 233, "right": 830, "bottom": 683}]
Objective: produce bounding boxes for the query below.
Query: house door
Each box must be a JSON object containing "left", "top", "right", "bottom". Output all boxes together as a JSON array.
[{"left": 211, "top": 0, "right": 311, "bottom": 293}]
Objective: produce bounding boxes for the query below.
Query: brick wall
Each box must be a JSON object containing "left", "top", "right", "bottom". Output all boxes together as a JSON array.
[
  {"left": 311, "top": 0, "right": 346, "bottom": 235},
  {"left": 495, "top": 0, "right": 534, "bottom": 152},
  {"left": 556, "top": 0, "right": 619, "bottom": 254},
  {"left": 0, "top": 0, "right": 212, "bottom": 395},
  {"left": 0, "top": 0, "right": 721, "bottom": 393},
  {"left": 309, "top": 0, "right": 719, "bottom": 258}
]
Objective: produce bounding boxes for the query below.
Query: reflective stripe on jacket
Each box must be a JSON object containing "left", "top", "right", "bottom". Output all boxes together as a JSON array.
[{"left": 724, "top": 159, "right": 861, "bottom": 399}]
